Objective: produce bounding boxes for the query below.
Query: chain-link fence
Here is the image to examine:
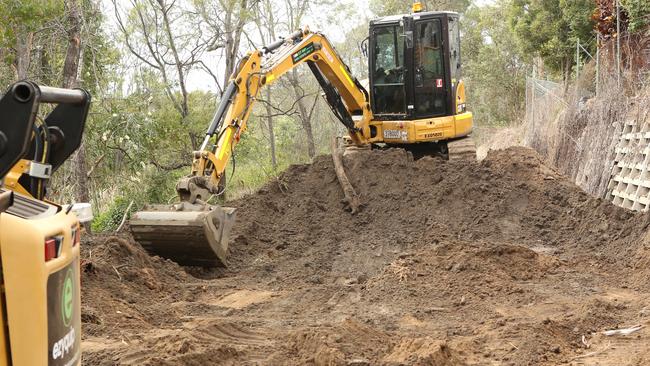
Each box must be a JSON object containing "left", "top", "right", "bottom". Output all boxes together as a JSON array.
[
  {"left": 524, "top": 77, "right": 571, "bottom": 157},
  {"left": 523, "top": 74, "right": 628, "bottom": 199}
]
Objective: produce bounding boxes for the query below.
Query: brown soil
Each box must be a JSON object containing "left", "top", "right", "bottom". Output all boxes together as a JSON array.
[{"left": 81, "top": 147, "right": 650, "bottom": 365}]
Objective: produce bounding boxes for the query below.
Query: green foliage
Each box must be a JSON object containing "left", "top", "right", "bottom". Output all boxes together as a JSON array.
[
  {"left": 90, "top": 166, "right": 185, "bottom": 232},
  {"left": 0, "top": 0, "right": 64, "bottom": 86},
  {"left": 91, "top": 196, "right": 135, "bottom": 232},
  {"left": 223, "top": 113, "right": 313, "bottom": 196},
  {"left": 0, "top": 0, "right": 117, "bottom": 89},
  {"left": 621, "top": 0, "right": 650, "bottom": 33},
  {"left": 508, "top": 0, "right": 594, "bottom": 79},
  {"left": 462, "top": 2, "right": 528, "bottom": 126},
  {"left": 0, "top": 0, "right": 62, "bottom": 39}
]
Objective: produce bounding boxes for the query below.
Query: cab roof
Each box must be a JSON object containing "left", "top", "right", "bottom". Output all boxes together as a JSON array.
[{"left": 370, "top": 10, "right": 459, "bottom": 25}]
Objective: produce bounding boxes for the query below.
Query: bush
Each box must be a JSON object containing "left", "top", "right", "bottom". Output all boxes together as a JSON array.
[
  {"left": 91, "top": 196, "right": 137, "bottom": 232},
  {"left": 622, "top": 0, "right": 650, "bottom": 33}
]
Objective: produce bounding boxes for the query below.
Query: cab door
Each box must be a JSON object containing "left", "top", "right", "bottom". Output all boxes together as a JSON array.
[
  {"left": 411, "top": 17, "right": 448, "bottom": 118},
  {"left": 369, "top": 24, "right": 407, "bottom": 117}
]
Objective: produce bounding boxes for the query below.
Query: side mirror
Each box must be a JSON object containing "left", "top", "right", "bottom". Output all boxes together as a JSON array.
[{"left": 360, "top": 36, "right": 369, "bottom": 58}]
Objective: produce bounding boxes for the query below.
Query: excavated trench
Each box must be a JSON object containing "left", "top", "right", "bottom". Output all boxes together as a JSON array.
[{"left": 81, "top": 147, "right": 650, "bottom": 365}]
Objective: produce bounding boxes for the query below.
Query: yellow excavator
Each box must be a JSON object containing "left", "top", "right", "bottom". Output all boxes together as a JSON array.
[
  {"left": 0, "top": 81, "right": 91, "bottom": 365},
  {"left": 131, "top": 5, "right": 474, "bottom": 267}
]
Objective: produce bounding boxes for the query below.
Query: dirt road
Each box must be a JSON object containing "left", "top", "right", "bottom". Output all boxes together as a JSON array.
[{"left": 81, "top": 147, "right": 650, "bottom": 365}]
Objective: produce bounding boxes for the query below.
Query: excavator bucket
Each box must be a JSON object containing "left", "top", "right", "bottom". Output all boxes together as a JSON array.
[{"left": 130, "top": 202, "right": 236, "bottom": 267}]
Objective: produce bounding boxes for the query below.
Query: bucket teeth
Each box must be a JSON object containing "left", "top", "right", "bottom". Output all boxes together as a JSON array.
[{"left": 130, "top": 203, "right": 236, "bottom": 267}]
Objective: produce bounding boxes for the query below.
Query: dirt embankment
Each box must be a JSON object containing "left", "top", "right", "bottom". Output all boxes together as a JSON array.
[{"left": 81, "top": 147, "right": 650, "bottom": 365}]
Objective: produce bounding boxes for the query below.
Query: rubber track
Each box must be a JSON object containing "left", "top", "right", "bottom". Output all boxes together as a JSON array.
[{"left": 448, "top": 136, "right": 477, "bottom": 161}]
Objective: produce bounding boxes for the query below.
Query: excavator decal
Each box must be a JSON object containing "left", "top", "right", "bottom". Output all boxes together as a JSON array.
[{"left": 292, "top": 42, "right": 316, "bottom": 63}]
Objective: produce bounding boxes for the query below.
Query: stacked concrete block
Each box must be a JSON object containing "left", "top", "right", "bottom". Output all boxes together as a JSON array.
[{"left": 608, "top": 116, "right": 650, "bottom": 211}]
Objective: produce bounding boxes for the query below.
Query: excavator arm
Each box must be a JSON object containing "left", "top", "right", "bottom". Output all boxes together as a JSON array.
[
  {"left": 131, "top": 28, "right": 375, "bottom": 267},
  {"left": 178, "top": 28, "right": 374, "bottom": 203}
]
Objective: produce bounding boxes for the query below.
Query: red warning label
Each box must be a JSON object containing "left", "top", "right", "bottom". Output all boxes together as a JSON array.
[{"left": 436, "top": 79, "right": 443, "bottom": 88}]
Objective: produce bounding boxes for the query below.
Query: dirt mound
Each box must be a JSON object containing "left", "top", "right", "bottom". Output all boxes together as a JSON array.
[
  {"left": 80, "top": 235, "right": 192, "bottom": 336},
  {"left": 82, "top": 146, "right": 650, "bottom": 365},
  {"left": 227, "top": 147, "right": 643, "bottom": 285},
  {"left": 383, "top": 338, "right": 465, "bottom": 366}
]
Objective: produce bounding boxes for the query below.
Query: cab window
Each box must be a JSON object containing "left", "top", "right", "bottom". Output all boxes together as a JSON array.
[
  {"left": 414, "top": 19, "right": 447, "bottom": 117},
  {"left": 372, "top": 25, "right": 405, "bottom": 115},
  {"left": 448, "top": 16, "right": 461, "bottom": 83}
]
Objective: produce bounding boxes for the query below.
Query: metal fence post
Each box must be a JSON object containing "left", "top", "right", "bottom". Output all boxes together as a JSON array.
[
  {"left": 617, "top": 0, "right": 621, "bottom": 85},
  {"left": 596, "top": 33, "right": 600, "bottom": 96},
  {"left": 576, "top": 38, "right": 581, "bottom": 81}
]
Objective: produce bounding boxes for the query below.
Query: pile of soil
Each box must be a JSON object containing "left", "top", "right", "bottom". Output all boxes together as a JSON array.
[{"left": 81, "top": 147, "right": 650, "bottom": 365}]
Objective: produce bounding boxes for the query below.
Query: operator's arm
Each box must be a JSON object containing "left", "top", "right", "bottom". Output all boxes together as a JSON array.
[{"left": 180, "top": 28, "right": 373, "bottom": 201}]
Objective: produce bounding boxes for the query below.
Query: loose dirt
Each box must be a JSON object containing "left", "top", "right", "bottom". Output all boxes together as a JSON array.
[{"left": 81, "top": 147, "right": 650, "bottom": 365}]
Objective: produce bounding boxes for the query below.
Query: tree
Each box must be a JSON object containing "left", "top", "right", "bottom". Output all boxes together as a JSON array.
[
  {"left": 193, "top": 0, "right": 255, "bottom": 92},
  {"left": 621, "top": 0, "right": 650, "bottom": 33},
  {"left": 61, "top": 0, "right": 91, "bottom": 206},
  {"left": 253, "top": 0, "right": 279, "bottom": 168},
  {"left": 0, "top": 0, "right": 63, "bottom": 84},
  {"left": 462, "top": 2, "right": 529, "bottom": 126},
  {"left": 112, "top": 0, "right": 209, "bottom": 121},
  {"left": 282, "top": 0, "right": 321, "bottom": 159},
  {"left": 508, "top": 0, "right": 595, "bottom": 82}
]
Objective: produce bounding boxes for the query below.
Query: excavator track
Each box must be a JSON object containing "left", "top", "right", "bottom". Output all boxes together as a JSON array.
[{"left": 447, "top": 136, "right": 477, "bottom": 161}]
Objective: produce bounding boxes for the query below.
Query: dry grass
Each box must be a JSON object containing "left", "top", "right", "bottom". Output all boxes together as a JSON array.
[{"left": 522, "top": 72, "right": 637, "bottom": 198}]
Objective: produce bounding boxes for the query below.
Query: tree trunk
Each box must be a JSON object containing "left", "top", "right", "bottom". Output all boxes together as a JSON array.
[
  {"left": 330, "top": 137, "right": 360, "bottom": 214},
  {"left": 222, "top": 0, "right": 249, "bottom": 89},
  {"left": 265, "top": 87, "right": 277, "bottom": 168},
  {"left": 158, "top": 0, "right": 189, "bottom": 118},
  {"left": 288, "top": 71, "right": 316, "bottom": 159},
  {"left": 14, "top": 28, "right": 33, "bottom": 80},
  {"left": 62, "top": 0, "right": 90, "bottom": 207}
]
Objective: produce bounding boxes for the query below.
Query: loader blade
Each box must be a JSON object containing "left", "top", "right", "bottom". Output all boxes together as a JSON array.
[{"left": 130, "top": 202, "right": 236, "bottom": 267}]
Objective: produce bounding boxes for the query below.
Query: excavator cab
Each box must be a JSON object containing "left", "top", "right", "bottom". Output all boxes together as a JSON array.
[
  {"left": 369, "top": 11, "right": 461, "bottom": 119},
  {"left": 368, "top": 10, "right": 474, "bottom": 158}
]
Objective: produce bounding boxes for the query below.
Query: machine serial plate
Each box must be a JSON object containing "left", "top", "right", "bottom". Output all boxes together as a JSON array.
[{"left": 383, "top": 129, "right": 406, "bottom": 140}]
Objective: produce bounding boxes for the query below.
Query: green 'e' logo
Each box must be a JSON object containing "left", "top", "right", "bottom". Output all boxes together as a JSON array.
[{"left": 61, "top": 268, "right": 74, "bottom": 327}]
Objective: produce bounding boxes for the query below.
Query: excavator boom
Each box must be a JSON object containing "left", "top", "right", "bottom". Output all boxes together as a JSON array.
[{"left": 131, "top": 28, "right": 371, "bottom": 267}]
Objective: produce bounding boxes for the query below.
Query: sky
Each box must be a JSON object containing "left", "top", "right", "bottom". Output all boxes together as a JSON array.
[{"left": 105, "top": 0, "right": 496, "bottom": 92}]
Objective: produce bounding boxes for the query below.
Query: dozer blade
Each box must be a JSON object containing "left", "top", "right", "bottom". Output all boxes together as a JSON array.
[{"left": 130, "top": 202, "right": 236, "bottom": 267}]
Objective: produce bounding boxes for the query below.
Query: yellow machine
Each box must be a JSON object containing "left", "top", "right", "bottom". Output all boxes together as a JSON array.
[
  {"left": 0, "top": 81, "right": 91, "bottom": 365},
  {"left": 131, "top": 7, "right": 474, "bottom": 267}
]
